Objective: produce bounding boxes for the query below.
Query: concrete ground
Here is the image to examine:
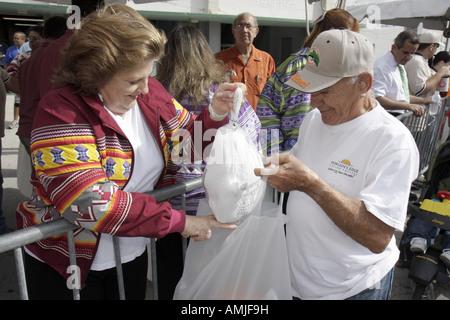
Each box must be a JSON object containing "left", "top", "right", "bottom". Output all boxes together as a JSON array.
[{"left": 0, "top": 93, "right": 448, "bottom": 300}]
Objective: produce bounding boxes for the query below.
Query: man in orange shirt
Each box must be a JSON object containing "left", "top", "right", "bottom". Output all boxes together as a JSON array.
[{"left": 215, "top": 12, "right": 275, "bottom": 110}]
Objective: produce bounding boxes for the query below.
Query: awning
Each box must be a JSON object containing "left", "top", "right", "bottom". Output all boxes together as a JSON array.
[{"left": 346, "top": 0, "right": 449, "bottom": 31}]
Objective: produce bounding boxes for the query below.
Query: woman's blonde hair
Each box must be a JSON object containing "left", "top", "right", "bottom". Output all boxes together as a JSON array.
[
  {"left": 156, "top": 24, "right": 228, "bottom": 109},
  {"left": 303, "top": 8, "right": 360, "bottom": 48},
  {"left": 53, "top": 4, "right": 166, "bottom": 95}
]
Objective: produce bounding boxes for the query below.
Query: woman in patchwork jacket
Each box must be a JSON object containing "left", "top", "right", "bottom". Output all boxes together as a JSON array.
[{"left": 16, "top": 4, "right": 241, "bottom": 300}]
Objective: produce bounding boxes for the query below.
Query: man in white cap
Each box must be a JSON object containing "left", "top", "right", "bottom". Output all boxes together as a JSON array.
[
  {"left": 255, "top": 29, "right": 419, "bottom": 299},
  {"left": 405, "top": 32, "right": 450, "bottom": 97}
]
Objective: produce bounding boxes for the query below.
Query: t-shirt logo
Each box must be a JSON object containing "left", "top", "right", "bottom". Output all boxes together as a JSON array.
[{"left": 328, "top": 159, "right": 359, "bottom": 178}]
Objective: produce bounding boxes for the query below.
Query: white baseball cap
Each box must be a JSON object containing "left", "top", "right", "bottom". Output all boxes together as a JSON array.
[
  {"left": 286, "top": 29, "right": 374, "bottom": 93},
  {"left": 419, "top": 32, "right": 445, "bottom": 48}
]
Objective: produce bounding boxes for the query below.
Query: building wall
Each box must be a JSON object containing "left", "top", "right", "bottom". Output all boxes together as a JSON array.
[{"left": 0, "top": 0, "right": 413, "bottom": 67}]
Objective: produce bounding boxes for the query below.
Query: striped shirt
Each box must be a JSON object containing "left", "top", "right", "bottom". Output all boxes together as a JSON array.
[{"left": 257, "top": 49, "right": 312, "bottom": 156}]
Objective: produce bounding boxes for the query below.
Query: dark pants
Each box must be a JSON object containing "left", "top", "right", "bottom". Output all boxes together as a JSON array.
[
  {"left": 155, "top": 233, "right": 184, "bottom": 300},
  {"left": 24, "top": 249, "right": 148, "bottom": 300},
  {"left": 0, "top": 139, "right": 7, "bottom": 234},
  {"left": 402, "top": 217, "right": 450, "bottom": 251}
]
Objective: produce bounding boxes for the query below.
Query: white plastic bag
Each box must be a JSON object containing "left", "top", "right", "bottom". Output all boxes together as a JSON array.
[
  {"left": 173, "top": 199, "right": 292, "bottom": 300},
  {"left": 174, "top": 89, "right": 291, "bottom": 300},
  {"left": 203, "top": 88, "right": 265, "bottom": 223}
]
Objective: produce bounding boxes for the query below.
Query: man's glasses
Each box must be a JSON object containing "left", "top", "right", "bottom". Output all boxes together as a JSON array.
[{"left": 234, "top": 24, "right": 258, "bottom": 30}]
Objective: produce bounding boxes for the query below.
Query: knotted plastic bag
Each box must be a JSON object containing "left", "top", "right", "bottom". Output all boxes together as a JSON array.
[
  {"left": 173, "top": 89, "right": 291, "bottom": 300},
  {"left": 173, "top": 199, "right": 291, "bottom": 300},
  {"left": 203, "top": 88, "right": 265, "bottom": 223}
]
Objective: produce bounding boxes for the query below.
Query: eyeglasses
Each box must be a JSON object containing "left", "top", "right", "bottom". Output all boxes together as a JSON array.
[{"left": 234, "top": 24, "right": 258, "bottom": 30}]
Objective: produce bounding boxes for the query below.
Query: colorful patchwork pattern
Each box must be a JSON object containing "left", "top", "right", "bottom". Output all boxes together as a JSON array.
[
  {"left": 75, "top": 144, "right": 90, "bottom": 162},
  {"left": 51, "top": 147, "right": 65, "bottom": 165}
]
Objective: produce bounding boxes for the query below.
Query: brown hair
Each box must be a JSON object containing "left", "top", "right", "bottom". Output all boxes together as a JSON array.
[
  {"left": 303, "top": 8, "right": 360, "bottom": 48},
  {"left": 156, "top": 24, "right": 228, "bottom": 109},
  {"left": 53, "top": 4, "right": 166, "bottom": 96}
]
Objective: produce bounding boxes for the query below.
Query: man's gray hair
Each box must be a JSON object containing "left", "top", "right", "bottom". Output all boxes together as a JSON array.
[{"left": 394, "top": 30, "right": 419, "bottom": 49}]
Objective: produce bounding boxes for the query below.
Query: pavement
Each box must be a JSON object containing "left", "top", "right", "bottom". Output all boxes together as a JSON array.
[{"left": 0, "top": 93, "right": 448, "bottom": 300}]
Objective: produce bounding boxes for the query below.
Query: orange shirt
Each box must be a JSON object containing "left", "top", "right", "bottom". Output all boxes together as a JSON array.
[{"left": 215, "top": 45, "right": 275, "bottom": 110}]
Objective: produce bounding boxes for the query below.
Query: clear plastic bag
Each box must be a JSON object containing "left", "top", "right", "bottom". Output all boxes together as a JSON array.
[
  {"left": 173, "top": 199, "right": 292, "bottom": 300},
  {"left": 203, "top": 88, "right": 265, "bottom": 223},
  {"left": 174, "top": 89, "right": 291, "bottom": 300}
]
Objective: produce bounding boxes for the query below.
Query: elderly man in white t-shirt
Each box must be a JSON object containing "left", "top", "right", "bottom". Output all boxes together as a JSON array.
[{"left": 255, "top": 29, "right": 420, "bottom": 300}]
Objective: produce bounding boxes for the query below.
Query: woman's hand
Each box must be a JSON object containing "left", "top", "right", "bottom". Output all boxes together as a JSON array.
[
  {"left": 181, "top": 214, "right": 237, "bottom": 242},
  {"left": 209, "top": 83, "right": 246, "bottom": 120}
]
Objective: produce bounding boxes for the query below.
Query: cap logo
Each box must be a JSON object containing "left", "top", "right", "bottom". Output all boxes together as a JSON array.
[
  {"left": 290, "top": 72, "right": 310, "bottom": 88},
  {"left": 306, "top": 47, "right": 320, "bottom": 66},
  {"left": 288, "top": 47, "right": 320, "bottom": 89}
]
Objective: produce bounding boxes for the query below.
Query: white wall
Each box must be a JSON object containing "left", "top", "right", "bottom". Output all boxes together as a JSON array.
[{"left": 360, "top": 25, "right": 405, "bottom": 60}]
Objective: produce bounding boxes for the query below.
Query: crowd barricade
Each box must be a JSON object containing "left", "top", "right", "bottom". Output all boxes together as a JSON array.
[
  {"left": 396, "top": 97, "right": 449, "bottom": 177},
  {"left": 0, "top": 176, "right": 203, "bottom": 300}
]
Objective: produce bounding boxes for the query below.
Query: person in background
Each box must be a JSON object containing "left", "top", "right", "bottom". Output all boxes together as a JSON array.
[
  {"left": 19, "top": 39, "right": 31, "bottom": 54},
  {"left": 256, "top": 30, "right": 419, "bottom": 299},
  {"left": 15, "top": 16, "right": 67, "bottom": 155},
  {"left": 215, "top": 12, "right": 275, "bottom": 110},
  {"left": 0, "top": 40, "right": 8, "bottom": 68},
  {"left": 16, "top": 4, "right": 240, "bottom": 300},
  {"left": 3, "top": 31, "right": 26, "bottom": 130},
  {"left": 402, "top": 200, "right": 450, "bottom": 269},
  {"left": 405, "top": 32, "right": 450, "bottom": 98},
  {"left": 156, "top": 24, "right": 261, "bottom": 214},
  {"left": 155, "top": 24, "right": 261, "bottom": 299},
  {"left": 402, "top": 51, "right": 450, "bottom": 268},
  {"left": 5, "top": 25, "right": 44, "bottom": 97},
  {"left": 428, "top": 50, "right": 450, "bottom": 77},
  {"left": 0, "top": 68, "right": 9, "bottom": 234},
  {"left": 2, "top": 31, "right": 26, "bottom": 70},
  {"left": 372, "top": 30, "right": 430, "bottom": 117},
  {"left": 38, "top": 0, "right": 105, "bottom": 97},
  {"left": 430, "top": 51, "right": 450, "bottom": 137},
  {"left": 257, "top": 8, "right": 359, "bottom": 157}
]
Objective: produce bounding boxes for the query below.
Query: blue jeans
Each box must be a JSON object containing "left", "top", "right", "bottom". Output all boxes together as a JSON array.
[
  {"left": 346, "top": 267, "right": 394, "bottom": 300},
  {"left": 402, "top": 217, "right": 450, "bottom": 251}
]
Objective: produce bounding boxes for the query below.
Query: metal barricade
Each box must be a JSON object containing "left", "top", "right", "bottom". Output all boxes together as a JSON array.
[
  {"left": 0, "top": 176, "right": 203, "bottom": 300},
  {"left": 396, "top": 97, "right": 449, "bottom": 177}
]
